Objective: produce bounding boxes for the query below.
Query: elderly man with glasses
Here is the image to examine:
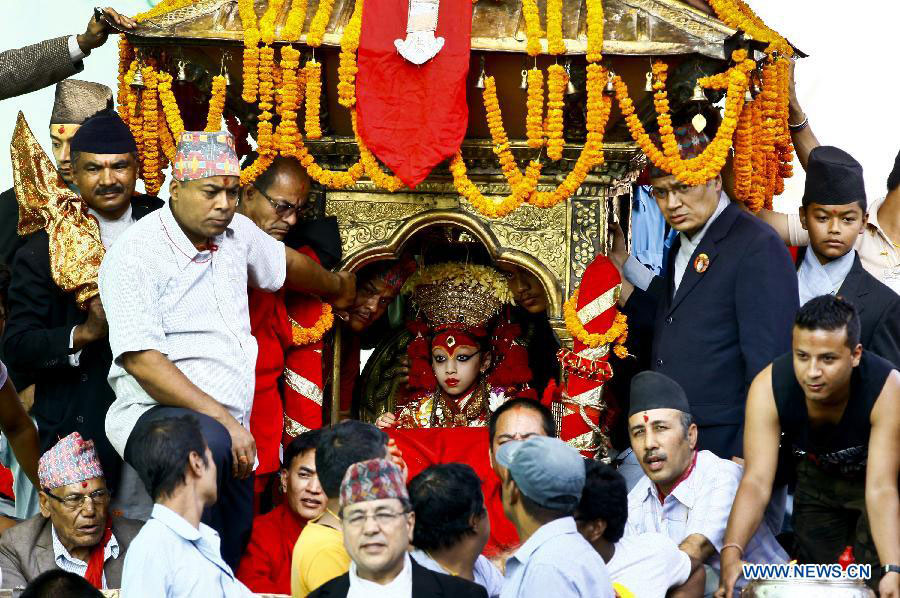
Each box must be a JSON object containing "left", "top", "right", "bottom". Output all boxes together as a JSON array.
[{"left": 0, "top": 432, "right": 143, "bottom": 592}]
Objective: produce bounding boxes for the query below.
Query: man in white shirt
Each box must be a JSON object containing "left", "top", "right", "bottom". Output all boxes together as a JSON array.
[
  {"left": 609, "top": 125, "right": 798, "bottom": 459},
  {"left": 576, "top": 460, "right": 702, "bottom": 598},
  {"left": 99, "top": 130, "right": 356, "bottom": 569},
  {"left": 624, "top": 372, "right": 787, "bottom": 595},
  {"left": 308, "top": 458, "right": 487, "bottom": 598},
  {"left": 122, "top": 414, "right": 252, "bottom": 598}
]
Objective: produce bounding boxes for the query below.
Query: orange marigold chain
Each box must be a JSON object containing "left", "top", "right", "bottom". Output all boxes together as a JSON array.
[
  {"left": 451, "top": 153, "right": 542, "bottom": 219},
  {"left": 238, "top": 0, "right": 261, "bottom": 103},
  {"left": 282, "top": 0, "right": 308, "bottom": 41},
  {"left": 134, "top": 0, "right": 194, "bottom": 22},
  {"left": 522, "top": 0, "right": 542, "bottom": 56},
  {"left": 291, "top": 304, "right": 334, "bottom": 345},
  {"left": 276, "top": 47, "right": 303, "bottom": 154},
  {"left": 563, "top": 288, "right": 629, "bottom": 359},
  {"left": 157, "top": 71, "right": 185, "bottom": 140},
  {"left": 707, "top": 0, "right": 792, "bottom": 56},
  {"left": 308, "top": 0, "right": 336, "bottom": 46},
  {"left": 338, "top": 0, "right": 364, "bottom": 108},
  {"left": 304, "top": 60, "right": 323, "bottom": 139},
  {"left": 585, "top": 0, "right": 604, "bottom": 63},
  {"left": 774, "top": 56, "right": 794, "bottom": 179},
  {"left": 117, "top": 40, "right": 134, "bottom": 127},
  {"left": 205, "top": 75, "right": 228, "bottom": 132},
  {"left": 158, "top": 112, "right": 177, "bottom": 162},
  {"left": 351, "top": 111, "right": 405, "bottom": 192},
  {"left": 482, "top": 76, "right": 526, "bottom": 189},
  {"left": 260, "top": 0, "right": 285, "bottom": 44},
  {"left": 546, "top": 0, "right": 565, "bottom": 55},
  {"left": 140, "top": 65, "right": 162, "bottom": 195},
  {"left": 749, "top": 99, "right": 766, "bottom": 212},
  {"left": 525, "top": 69, "right": 545, "bottom": 149},
  {"left": 759, "top": 60, "right": 778, "bottom": 206},
  {"left": 732, "top": 101, "right": 754, "bottom": 205},
  {"left": 545, "top": 64, "right": 566, "bottom": 161},
  {"left": 257, "top": 45, "right": 277, "bottom": 155}
]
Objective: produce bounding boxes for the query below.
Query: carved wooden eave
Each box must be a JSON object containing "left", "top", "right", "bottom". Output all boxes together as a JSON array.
[{"left": 129, "top": 0, "right": 736, "bottom": 59}]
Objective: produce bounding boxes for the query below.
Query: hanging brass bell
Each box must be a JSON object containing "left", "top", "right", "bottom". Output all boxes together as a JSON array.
[
  {"left": 645, "top": 71, "right": 653, "bottom": 92},
  {"left": 222, "top": 70, "right": 231, "bottom": 86},
  {"left": 176, "top": 60, "right": 188, "bottom": 82},
  {"left": 475, "top": 56, "right": 487, "bottom": 89},
  {"left": 520, "top": 69, "right": 528, "bottom": 90},
  {"left": 745, "top": 88, "right": 754, "bottom": 102},
  {"left": 690, "top": 80, "right": 707, "bottom": 103},
  {"left": 131, "top": 66, "right": 145, "bottom": 88},
  {"left": 565, "top": 59, "right": 577, "bottom": 95},
  {"left": 604, "top": 70, "right": 615, "bottom": 95}
]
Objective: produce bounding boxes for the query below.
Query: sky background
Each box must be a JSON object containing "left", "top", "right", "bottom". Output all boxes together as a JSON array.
[{"left": 0, "top": 0, "right": 896, "bottom": 211}]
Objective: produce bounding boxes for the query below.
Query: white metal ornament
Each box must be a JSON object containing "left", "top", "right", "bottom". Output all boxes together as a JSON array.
[{"left": 394, "top": 0, "right": 445, "bottom": 65}]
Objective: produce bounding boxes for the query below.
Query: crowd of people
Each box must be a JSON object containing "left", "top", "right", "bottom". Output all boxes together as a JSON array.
[{"left": 0, "top": 5, "right": 897, "bottom": 598}]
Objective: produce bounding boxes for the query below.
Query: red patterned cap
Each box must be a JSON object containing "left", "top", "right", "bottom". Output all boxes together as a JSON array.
[
  {"left": 38, "top": 432, "right": 104, "bottom": 490},
  {"left": 173, "top": 131, "right": 241, "bottom": 182},
  {"left": 339, "top": 458, "right": 408, "bottom": 510}
]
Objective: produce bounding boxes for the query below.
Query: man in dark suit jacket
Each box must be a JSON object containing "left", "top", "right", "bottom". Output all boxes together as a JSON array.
[
  {"left": 3, "top": 110, "right": 161, "bottom": 492},
  {"left": 793, "top": 146, "right": 900, "bottom": 367},
  {"left": 611, "top": 125, "right": 798, "bottom": 459},
  {"left": 0, "top": 8, "right": 134, "bottom": 101},
  {"left": 310, "top": 457, "right": 486, "bottom": 598}
]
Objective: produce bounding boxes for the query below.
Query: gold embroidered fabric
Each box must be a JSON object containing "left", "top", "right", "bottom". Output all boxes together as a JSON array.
[
  {"left": 11, "top": 112, "right": 103, "bottom": 309},
  {"left": 395, "top": 381, "right": 500, "bottom": 428}
]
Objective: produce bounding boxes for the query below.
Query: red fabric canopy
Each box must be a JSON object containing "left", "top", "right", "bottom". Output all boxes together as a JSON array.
[
  {"left": 388, "top": 427, "right": 520, "bottom": 557},
  {"left": 356, "top": 0, "right": 472, "bottom": 188}
]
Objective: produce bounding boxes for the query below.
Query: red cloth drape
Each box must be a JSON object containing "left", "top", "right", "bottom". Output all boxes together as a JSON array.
[
  {"left": 388, "top": 427, "right": 519, "bottom": 557},
  {"left": 236, "top": 502, "right": 307, "bottom": 594},
  {"left": 84, "top": 517, "right": 112, "bottom": 589},
  {"left": 356, "top": 0, "right": 472, "bottom": 187}
]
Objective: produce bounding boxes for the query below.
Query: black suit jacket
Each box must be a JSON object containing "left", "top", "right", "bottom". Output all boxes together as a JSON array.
[
  {"left": 624, "top": 202, "right": 799, "bottom": 458},
  {"left": 796, "top": 249, "right": 900, "bottom": 368},
  {"left": 2, "top": 195, "right": 162, "bottom": 489},
  {"left": 0, "top": 187, "right": 24, "bottom": 269},
  {"left": 308, "top": 559, "right": 489, "bottom": 598}
]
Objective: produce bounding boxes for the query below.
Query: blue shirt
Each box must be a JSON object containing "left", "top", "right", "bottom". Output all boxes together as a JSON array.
[
  {"left": 631, "top": 186, "right": 668, "bottom": 275},
  {"left": 500, "top": 517, "right": 615, "bottom": 598},
  {"left": 121, "top": 504, "right": 252, "bottom": 598}
]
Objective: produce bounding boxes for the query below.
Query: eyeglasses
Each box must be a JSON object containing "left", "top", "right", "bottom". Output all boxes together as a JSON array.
[
  {"left": 253, "top": 185, "right": 304, "bottom": 218},
  {"left": 344, "top": 510, "right": 410, "bottom": 529},
  {"left": 44, "top": 488, "right": 110, "bottom": 511}
]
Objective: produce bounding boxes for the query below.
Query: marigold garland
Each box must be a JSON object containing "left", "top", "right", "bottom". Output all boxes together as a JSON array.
[
  {"left": 545, "top": 64, "right": 566, "bottom": 161},
  {"left": 308, "top": 0, "right": 336, "bottom": 47},
  {"left": 546, "top": 0, "right": 565, "bottom": 55},
  {"left": 585, "top": 0, "right": 604, "bottom": 63},
  {"left": 117, "top": 40, "right": 134, "bottom": 128},
  {"left": 257, "top": 45, "right": 277, "bottom": 155},
  {"left": 238, "top": 0, "right": 261, "bottom": 103},
  {"left": 707, "top": 0, "right": 792, "bottom": 56},
  {"left": 158, "top": 112, "right": 177, "bottom": 162},
  {"left": 157, "top": 71, "right": 185, "bottom": 140},
  {"left": 134, "top": 0, "right": 194, "bottom": 22},
  {"left": 564, "top": 288, "right": 629, "bottom": 358},
  {"left": 732, "top": 100, "right": 754, "bottom": 206},
  {"left": 290, "top": 304, "right": 334, "bottom": 346},
  {"left": 205, "top": 75, "right": 228, "bottom": 132},
  {"left": 451, "top": 153, "right": 541, "bottom": 219},
  {"left": 276, "top": 47, "right": 302, "bottom": 154},
  {"left": 525, "top": 68, "right": 544, "bottom": 149},
  {"left": 140, "top": 65, "right": 162, "bottom": 195},
  {"left": 522, "top": 0, "right": 543, "bottom": 56},
  {"left": 483, "top": 76, "right": 526, "bottom": 189},
  {"left": 337, "top": 0, "right": 364, "bottom": 108},
  {"left": 351, "top": 112, "right": 405, "bottom": 191},
  {"left": 260, "top": 0, "right": 285, "bottom": 45},
  {"left": 123, "top": 64, "right": 143, "bottom": 167},
  {"left": 282, "top": 0, "right": 308, "bottom": 41},
  {"left": 304, "top": 60, "right": 323, "bottom": 139}
]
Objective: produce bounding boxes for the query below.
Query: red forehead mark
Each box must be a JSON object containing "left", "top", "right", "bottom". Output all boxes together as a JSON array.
[
  {"left": 58, "top": 126, "right": 65, "bottom": 134},
  {"left": 643, "top": 412, "right": 649, "bottom": 423},
  {"left": 81, "top": 481, "right": 88, "bottom": 488},
  {"left": 831, "top": 209, "right": 839, "bottom": 217}
]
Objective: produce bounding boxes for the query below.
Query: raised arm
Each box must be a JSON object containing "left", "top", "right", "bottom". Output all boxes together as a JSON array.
[
  {"left": 788, "top": 59, "right": 820, "bottom": 171},
  {"left": 716, "top": 366, "right": 782, "bottom": 597},
  {"left": 284, "top": 246, "right": 356, "bottom": 309},
  {"left": 0, "top": 375, "right": 39, "bottom": 489},
  {"left": 867, "top": 371, "right": 900, "bottom": 598}
]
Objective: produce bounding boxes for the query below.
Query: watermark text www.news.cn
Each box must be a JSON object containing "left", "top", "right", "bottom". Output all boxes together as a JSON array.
[{"left": 743, "top": 563, "right": 872, "bottom": 581}]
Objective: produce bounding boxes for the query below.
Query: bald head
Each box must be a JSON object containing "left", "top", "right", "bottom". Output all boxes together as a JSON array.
[{"left": 239, "top": 155, "right": 312, "bottom": 240}]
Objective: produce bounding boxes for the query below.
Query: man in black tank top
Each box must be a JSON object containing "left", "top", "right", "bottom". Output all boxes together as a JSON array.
[{"left": 718, "top": 296, "right": 900, "bottom": 598}]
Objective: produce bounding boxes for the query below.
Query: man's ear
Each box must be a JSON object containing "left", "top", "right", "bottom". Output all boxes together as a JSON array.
[
  {"left": 688, "top": 422, "right": 699, "bottom": 451},
  {"left": 406, "top": 511, "right": 416, "bottom": 543},
  {"left": 38, "top": 492, "right": 51, "bottom": 519},
  {"left": 798, "top": 205, "right": 808, "bottom": 231},
  {"left": 169, "top": 179, "right": 180, "bottom": 204},
  {"left": 187, "top": 450, "right": 206, "bottom": 478}
]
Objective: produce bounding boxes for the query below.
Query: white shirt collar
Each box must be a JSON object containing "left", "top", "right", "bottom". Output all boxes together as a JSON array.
[
  {"left": 50, "top": 523, "right": 119, "bottom": 568},
  {"left": 348, "top": 552, "right": 413, "bottom": 598}
]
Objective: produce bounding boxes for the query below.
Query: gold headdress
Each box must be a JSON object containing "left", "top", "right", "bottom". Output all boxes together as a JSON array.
[{"left": 403, "top": 263, "right": 513, "bottom": 329}]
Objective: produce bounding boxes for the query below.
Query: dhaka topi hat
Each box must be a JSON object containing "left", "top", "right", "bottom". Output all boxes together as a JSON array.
[
  {"left": 495, "top": 436, "right": 585, "bottom": 511},
  {"left": 38, "top": 432, "right": 104, "bottom": 491},
  {"left": 648, "top": 124, "right": 711, "bottom": 180},
  {"left": 173, "top": 131, "right": 241, "bottom": 182},
  {"left": 70, "top": 108, "right": 137, "bottom": 155},
  {"left": 340, "top": 458, "right": 408, "bottom": 510},
  {"left": 628, "top": 371, "right": 691, "bottom": 418},
  {"left": 802, "top": 146, "right": 867, "bottom": 212},
  {"left": 51, "top": 79, "right": 113, "bottom": 125}
]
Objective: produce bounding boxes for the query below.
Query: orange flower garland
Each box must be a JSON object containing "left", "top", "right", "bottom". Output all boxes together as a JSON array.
[
  {"left": 338, "top": 0, "right": 364, "bottom": 108},
  {"left": 290, "top": 304, "right": 334, "bottom": 346},
  {"left": 351, "top": 112, "right": 405, "bottom": 192},
  {"left": 304, "top": 60, "right": 323, "bottom": 139},
  {"left": 451, "top": 153, "right": 542, "bottom": 219},
  {"left": 205, "top": 75, "right": 228, "bottom": 132},
  {"left": 483, "top": 76, "right": 525, "bottom": 189},
  {"left": 282, "top": 0, "right": 308, "bottom": 41},
  {"left": 564, "top": 288, "right": 629, "bottom": 359},
  {"left": 522, "top": 0, "right": 543, "bottom": 56},
  {"left": 140, "top": 65, "right": 162, "bottom": 195},
  {"left": 525, "top": 68, "right": 544, "bottom": 149},
  {"left": 260, "top": 0, "right": 285, "bottom": 45},
  {"left": 157, "top": 71, "right": 185, "bottom": 140},
  {"left": 749, "top": 98, "right": 766, "bottom": 211},
  {"left": 545, "top": 64, "right": 566, "bottom": 161},
  {"left": 308, "top": 0, "right": 336, "bottom": 47},
  {"left": 708, "top": 0, "right": 792, "bottom": 55},
  {"left": 585, "top": 0, "right": 604, "bottom": 63},
  {"left": 238, "top": 0, "right": 261, "bottom": 103},
  {"left": 732, "top": 101, "right": 754, "bottom": 206},
  {"left": 134, "top": 0, "right": 194, "bottom": 22},
  {"left": 123, "top": 63, "right": 143, "bottom": 167},
  {"left": 774, "top": 56, "right": 794, "bottom": 180},
  {"left": 158, "top": 112, "right": 177, "bottom": 162},
  {"left": 257, "top": 45, "right": 277, "bottom": 156},
  {"left": 276, "top": 46, "right": 302, "bottom": 154},
  {"left": 117, "top": 40, "right": 134, "bottom": 127},
  {"left": 546, "top": 0, "right": 565, "bottom": 55}
]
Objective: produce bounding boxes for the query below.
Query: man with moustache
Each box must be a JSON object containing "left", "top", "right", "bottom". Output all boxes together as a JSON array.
[
  {"left": 718, "top": 296, "right": 900, "bottom": 598},
  {"left": 0, "top": 80, "right": 114, "bottom": 267},
  {"left": 609, "top": 126, "right": 798, "bottom": 459},
  {"left": 3, "top": 109, "right": 162, "bottom": 494},
  {"left": 624, "top": 371, "right": 786, "bottom": 595}
]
